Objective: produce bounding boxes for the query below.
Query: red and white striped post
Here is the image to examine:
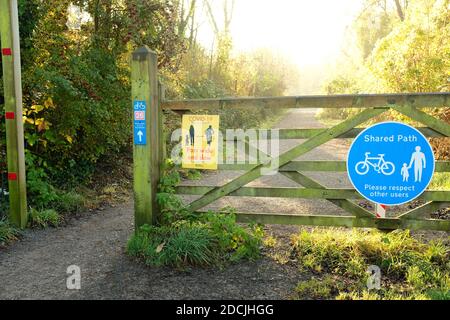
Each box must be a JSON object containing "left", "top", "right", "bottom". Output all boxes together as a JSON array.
[{"left": 376, "top": 204, "right": 387, "bottom": 218}]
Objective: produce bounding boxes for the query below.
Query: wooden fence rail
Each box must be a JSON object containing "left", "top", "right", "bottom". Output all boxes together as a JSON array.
[
  {"left": 132, "top": 47, "right": 450, "bottom": 232},
  {"left": 162, "top": 92, "right": 449, "bottom": 111}
]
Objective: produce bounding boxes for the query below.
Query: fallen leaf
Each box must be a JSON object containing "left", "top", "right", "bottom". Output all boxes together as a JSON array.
[{"left": 156, "top": 242, "right": 165, "bottom": 253}]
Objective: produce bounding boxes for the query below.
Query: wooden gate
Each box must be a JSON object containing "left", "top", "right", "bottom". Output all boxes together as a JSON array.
[{"left": 132, "top": 47, "right": 450, "bottom": 232}]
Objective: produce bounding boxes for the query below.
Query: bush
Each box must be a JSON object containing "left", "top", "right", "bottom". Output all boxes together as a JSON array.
[
  {"left": 127, "top": 209, "right": 263, "bottom": 269},
  {"left": 127, "top": 160, "right": 263, "bottom": 268},
  {"left": 52, "top": 191, "right": 85, "bottom": 214},
  {"left": 0, "top": 218, "right": 20, "bottom": 246}
]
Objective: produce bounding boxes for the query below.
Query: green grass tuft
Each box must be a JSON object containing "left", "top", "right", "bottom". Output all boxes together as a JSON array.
[
  {"left": 29, "top": 208, "right": 62, "bottom": 228},
  {"left": 429, "top": 173, "right": 450, "bottom": 190},
  {"left": 291, "top": 228, "right": 449, "bottom": 300},
  {"left": 128, "top": 224, "right": 217, "bottom": 267},
  {"left": 52, "top": 191, "right": 85, "bottom": 214},
  {"left": 127, "top": 210, "right": 263, "bottom": 269},
  {"left": 0, "top": 218, "right": 20, "bottom": 246}
]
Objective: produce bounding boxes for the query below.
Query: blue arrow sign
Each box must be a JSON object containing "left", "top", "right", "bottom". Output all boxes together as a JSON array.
[
  {"left": 133, "top": 100, "right": 147, "bottom": 145},
  {"left": 347, "top": 122, "right": 435, "bottom": 206}
]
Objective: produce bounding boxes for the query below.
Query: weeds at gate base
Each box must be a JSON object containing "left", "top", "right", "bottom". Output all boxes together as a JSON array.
[
  {"left": 127, "top": 160, "right": 264, "bottom": 268},
  {"left": 0, "top": 219, "right": 20, "bottom": 247},
  {"left": 29, "top": 208, "right": 62, "bottom": 228},
  {"left": 292, "top": 228, "right": 449, "bottom": 300}
]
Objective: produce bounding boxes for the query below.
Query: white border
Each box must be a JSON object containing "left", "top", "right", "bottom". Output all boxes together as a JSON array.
[{"left": 346, "top": 121, "right": 436, "bottom": 206}]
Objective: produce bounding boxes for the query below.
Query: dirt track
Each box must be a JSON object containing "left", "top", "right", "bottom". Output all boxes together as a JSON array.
[{"left": 0, "top": 109, "right": 445, "bottom": 299}]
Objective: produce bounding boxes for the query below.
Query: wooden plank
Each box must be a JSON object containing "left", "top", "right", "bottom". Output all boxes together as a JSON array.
[
  {"left": 281, "top": 161, "right": 347, "bottom": 172},
  {"left": 253, "top": 127, "right": 445, "bottom": 139},
  {"left": 436, "top": 161, "right": 450, "bottom": 172},
  {"left": 393, "top": 105, "right": 450, "bottom": 137},
  {"left": 283, "top": 160, "right": 450, "bottom": 172},
  {"left": 158, "top": 82, "right": 166, "bottom": 160},
  {"left": 193, "top": 212, "right": 449, "bottom": 231},
  {"left": 397, "top": 202, "right": 449, "bottom": 219},
  {"left": 132, "top": 47, "right": 162, "bottom": 230},
  {"left": 281, "top": 171, "right": 374, "bottom": 218},
  {"left": 217, "top": 160, "right": 450, "bottom": 172},
  {"left": 186, "top": 108, "right": 388, "bottom": 212},
  {"left": 162, "top": 93, "right": 449, "bottom": 111},
  {"left": 219, "top": 127, "right": 443, "bottom": 142},
  {"left": 0, "top": 0, "right": 27, "bottom": 228},
  {"left": 177, "top": 186, "right": 450, "bottom": 201}
]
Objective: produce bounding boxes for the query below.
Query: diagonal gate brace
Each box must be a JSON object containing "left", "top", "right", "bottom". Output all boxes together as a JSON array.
[{"left": 187, "top": 107, "right": 388, "bottom": 212}]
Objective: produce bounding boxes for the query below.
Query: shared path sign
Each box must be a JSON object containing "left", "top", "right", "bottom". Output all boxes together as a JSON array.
[{"left": 347, "top": 122, "right": 435, "bottom": 206}]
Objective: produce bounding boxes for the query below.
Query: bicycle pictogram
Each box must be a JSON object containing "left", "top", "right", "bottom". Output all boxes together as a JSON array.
[{"left": 355, "top": 152, "right": 395, "bottom": 176}]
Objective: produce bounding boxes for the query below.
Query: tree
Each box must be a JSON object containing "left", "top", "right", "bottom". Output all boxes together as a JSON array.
[{"left": 369, "top": 0, "right": 449, "bottom": 92}]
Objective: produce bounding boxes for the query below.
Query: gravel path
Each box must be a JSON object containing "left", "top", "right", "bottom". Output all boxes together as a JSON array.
[
  {"left": 0, "top": 203, "right": 304, "bottom": 299},
  {"left": 0, "top": 108, "right": 425, "bottom": 300}
]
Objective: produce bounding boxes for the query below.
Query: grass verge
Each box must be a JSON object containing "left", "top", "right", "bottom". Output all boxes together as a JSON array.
[
  {"left": 0, "top": 218, "right": 20, "bottom": 247},
  {"left": 292, "top": 228, "right": 449, "bottom": 300}
]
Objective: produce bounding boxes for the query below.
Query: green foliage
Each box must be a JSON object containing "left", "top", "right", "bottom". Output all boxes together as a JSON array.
[
  {"left": 198, "top": 209, "right": 263, "bottom": 262},
  {"left": 320, "top": 0, "right": 449, "bottom": 138},
  {"left": 2, "top": 1, "right": 296, "bottom": 217},
  {"left": 52, "top": 191, "right": 85, "bottom": 214},
  {"left": 25, "top": 151, "right": 60, "bottom": 207},
  {"left": 2, "top": 0, "right": 188, "bottom": 204},
  {"left": 291, "top": 228, "right": 450, "bottom": 300},
  {"left": 25, "top": 151, "right": 85, "bottom": 214},
  {"left": 128, "top": 160, "right": 263, "bottom": 268},
  {"left": 29, "top": 208, "right": 62, "bottom": 228},
  {"left": 127, "top": 209, "right": 263, "bottom": 268},
  {"left": 127, "top": 223, "right": 216, "bottom": 268},
  {"left": 430, "top": 173, "right": 450, "bottom": 190},
  {"left": 369, "top": 0, "right": 449, "bottom": 92},
  {"left": 336, "top": 289, "right": 430, "bottom": 300},
  {"left": 183, "top": 169, "right": 202, "bottom": 180},
  {"left": 0, "top": 218, "right": 20, "bottom": 246},
  {"left": 295, "top": 275, "right": 353, "bottom": 300},
  {"left": 354, "top": 0, "right": 398, "bottom": 60}
]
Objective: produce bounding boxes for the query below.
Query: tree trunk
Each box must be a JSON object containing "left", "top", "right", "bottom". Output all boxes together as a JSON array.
[{"left": 394, "top": 0, "right": 405, "bottom": 21}]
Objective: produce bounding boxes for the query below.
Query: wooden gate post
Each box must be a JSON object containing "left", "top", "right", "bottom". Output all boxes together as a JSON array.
[
  {"left": 0, "top": 0, "right": 28, "bottom": 228},
  {"left": 131, "top": 46, "right": 162, "bottom": 230}
]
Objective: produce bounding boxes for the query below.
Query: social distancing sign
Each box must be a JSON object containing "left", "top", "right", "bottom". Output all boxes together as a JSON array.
[
  {"left": 347, "top": 122, "right": 435, "bottom": 206},
  {"left": 182, "top": 115, "right": 219, "bottom": 170}
]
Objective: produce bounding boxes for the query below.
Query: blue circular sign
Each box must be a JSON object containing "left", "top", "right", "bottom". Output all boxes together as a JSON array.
[{"left": 347, "top": 122, "right": 435, "bottom": 206}]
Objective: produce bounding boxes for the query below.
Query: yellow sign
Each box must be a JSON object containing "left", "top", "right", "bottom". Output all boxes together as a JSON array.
[{"left": 182, "top": 114, "right": 219, "bottom": 170}]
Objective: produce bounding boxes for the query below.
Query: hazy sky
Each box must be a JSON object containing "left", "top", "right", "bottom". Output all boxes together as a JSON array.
[{"left": 197, "top": 0, "right": 364, "bottom": 68}]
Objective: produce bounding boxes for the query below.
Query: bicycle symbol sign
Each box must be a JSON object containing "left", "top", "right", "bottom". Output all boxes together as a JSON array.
[
  {"left": 133, "top": 100, "right": 147, "bottom": 145},
  {"left": 355, "top": 153, "right": 395, "bottom": 176},
  {"left": 347, "top": 122, "right": 435, "bottom": 206}
]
